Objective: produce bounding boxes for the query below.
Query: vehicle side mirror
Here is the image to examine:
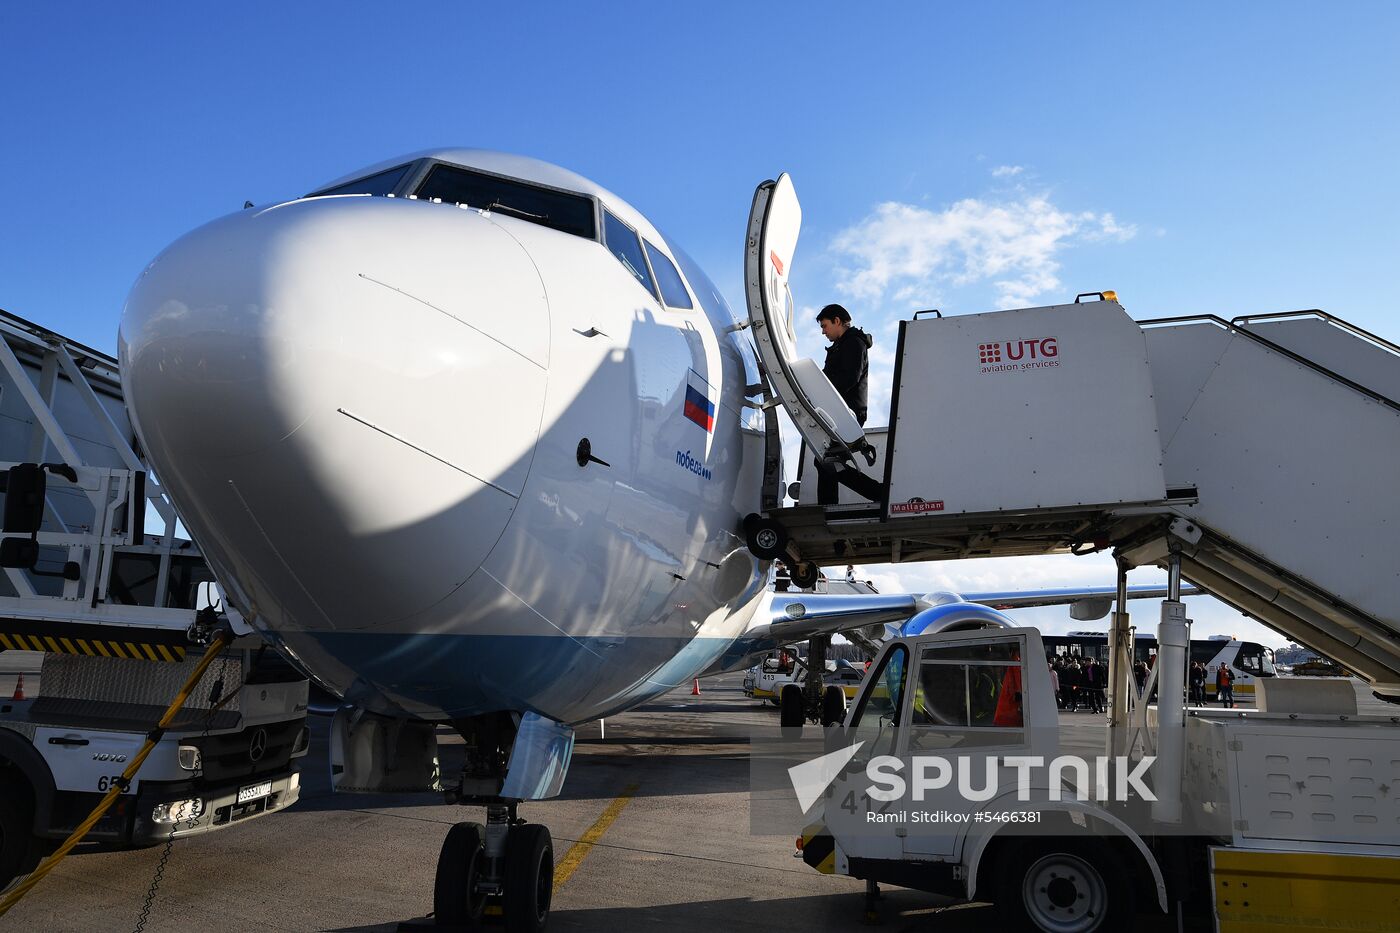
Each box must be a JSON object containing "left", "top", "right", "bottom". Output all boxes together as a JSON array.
[
  {"left": 0, "top": 537, "right": 38, "bottom": 569},
  {"left": 3, "top": 464, "right": 46, "bottom": 534}
]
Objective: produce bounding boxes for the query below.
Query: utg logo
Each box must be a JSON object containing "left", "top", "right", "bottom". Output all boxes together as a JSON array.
[
  {"left": 978, "top": 336, "right": 1061, "bottom": 374},
  {"left": 1005, "top": 337, "right": 1058, "bottom": 361}
]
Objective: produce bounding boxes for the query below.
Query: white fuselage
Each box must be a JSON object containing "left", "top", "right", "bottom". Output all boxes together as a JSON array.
[{"left": 119, "top": 150, "right": 770, "bottom": 724}]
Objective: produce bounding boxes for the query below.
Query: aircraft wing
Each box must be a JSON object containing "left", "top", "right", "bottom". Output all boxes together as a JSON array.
[
  {"left": 706, "top": 592, "right": 914, "bottom": 673},
  {"left": 964, "top": 583, "right": 1200, "bottom": 609},
  {"left": 764, "top": 593, "right": 917, "bottom": 645},
  {"left": 706, "top": 583, "right": 1203, "bottom": 673}
]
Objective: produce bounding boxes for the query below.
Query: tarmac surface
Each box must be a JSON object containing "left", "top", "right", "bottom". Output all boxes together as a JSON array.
[{"left": 0, "top": 666, "right": 1359, "bottom": 933}]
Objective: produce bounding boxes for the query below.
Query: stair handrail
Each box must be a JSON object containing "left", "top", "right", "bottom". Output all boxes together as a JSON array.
[
  {"left": 1139, "top": 313, "right": 1400, "bottom": 414},
  {"left": 1231, "top": 308, "right": 1400, "bottom": 360}
]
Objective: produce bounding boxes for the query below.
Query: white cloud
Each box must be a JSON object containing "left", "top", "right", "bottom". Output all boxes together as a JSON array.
[
  {"left": 991, "top": 165, "right": 1024, "bottom": 177},
  {"left": 831, "top": 193, "right": 1136, "bottom": 310}
]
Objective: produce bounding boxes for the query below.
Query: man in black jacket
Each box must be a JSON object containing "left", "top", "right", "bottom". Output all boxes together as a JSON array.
[
  {"left": 815, "top": 304, "right": 872, "bottom": 504},
  {"left": 818, "top": 304, "right": 871, "bottom": 423}
]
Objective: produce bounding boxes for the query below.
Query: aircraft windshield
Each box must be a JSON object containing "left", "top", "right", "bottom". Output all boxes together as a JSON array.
[
  {"left": 416, "top": 164, "right": 596, "bottom": 240},
  {"left": 308, "top": 163, "right": 414, "bottom": 198}
]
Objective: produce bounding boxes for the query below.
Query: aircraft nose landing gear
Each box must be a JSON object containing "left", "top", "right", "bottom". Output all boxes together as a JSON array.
[
  {"left": 427, "top": 711, "right": 571, "bottom": 931},
  {"left": 433, "top": 802, "right": 554, "bottom": 932},
  {"left": 778, "top": 635, "right": 849, "bottom": 733}
]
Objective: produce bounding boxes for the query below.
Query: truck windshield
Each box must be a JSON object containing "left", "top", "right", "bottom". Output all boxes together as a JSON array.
[{"left": 109, "top": 553, "right": 216, "bottom": 609}]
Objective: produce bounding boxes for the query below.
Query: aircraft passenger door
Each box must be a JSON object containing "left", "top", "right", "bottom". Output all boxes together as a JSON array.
[{"left": 744, "top": 175, "right": 873, "bottom": 470}]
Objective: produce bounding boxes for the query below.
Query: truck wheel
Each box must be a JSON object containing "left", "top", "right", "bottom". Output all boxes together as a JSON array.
[
  {"left": 0, "top": 783, "right": 39, "bottom": 893},
  {"left": 779, "top": 684, "right": 805, "bottom": 730},
  {"left": 995, "top": 839, "right": 1132, "bottom": 932},
  {"left": 821, "top": 686, "right": 847, "bottom": 726}
]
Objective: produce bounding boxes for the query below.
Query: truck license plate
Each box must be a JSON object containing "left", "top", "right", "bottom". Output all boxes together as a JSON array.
[{"left": 237, "top": 780, "right": 272, "bottom": 804}]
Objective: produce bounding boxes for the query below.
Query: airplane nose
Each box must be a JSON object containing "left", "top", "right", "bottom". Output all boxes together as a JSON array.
[{"left": 120, "top": 196, "right": 549, "bottom": 632}]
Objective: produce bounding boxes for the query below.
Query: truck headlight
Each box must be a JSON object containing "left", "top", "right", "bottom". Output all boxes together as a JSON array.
[
  {"left": 177, "top": 744, "right": 202, "bottom": 771},
  {"left": 152, "top": 798, "right": 204, "bottom": 824}
]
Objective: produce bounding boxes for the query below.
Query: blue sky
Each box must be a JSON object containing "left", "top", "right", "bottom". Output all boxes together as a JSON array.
[{"left": 3, "top": 3, "right": 1396, "bottom": 646}]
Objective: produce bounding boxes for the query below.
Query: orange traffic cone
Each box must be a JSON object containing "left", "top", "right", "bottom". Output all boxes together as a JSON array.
[
  {"left": 12, "top": 674, "right": 25, "bottom": 700},
  {"left": 691, "top": 679, "right": 701, "bottom": 696}
]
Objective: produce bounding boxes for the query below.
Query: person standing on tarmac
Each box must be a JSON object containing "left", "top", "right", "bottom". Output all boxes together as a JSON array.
[
  {"left": 1189, "top": 661, "right": 1206, "bottom": 705},
  {"left": 1084, "top": 658, "right": 1105, "bottom": 713},
  {"left": 1216, "top": 663, "right": 1235, "bottom": 708},
  {"left": 815, "top": 304, "right": 872, "bottom": 505}
]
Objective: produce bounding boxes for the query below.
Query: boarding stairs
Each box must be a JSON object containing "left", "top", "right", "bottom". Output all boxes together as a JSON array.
[
  {"left": 1123, "top": 311, "right": 1400, "bottom": 694},
  {"left": 743, "top": 176, "right": 1400, "bottom": 697},
  {"left": 0, "top": 309, "right": 241, "bottom": 663}
]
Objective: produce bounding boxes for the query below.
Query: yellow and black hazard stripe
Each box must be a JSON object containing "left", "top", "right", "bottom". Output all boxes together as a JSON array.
[
  {"left": 0, "top": 621, "right": 187, "bottom": 662},
  {"left": 800, "top": 825, "right": 837, "bottom": 874}
]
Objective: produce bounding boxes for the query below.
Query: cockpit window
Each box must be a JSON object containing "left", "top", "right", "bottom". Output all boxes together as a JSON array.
[
  {"left": 603, "top": 210, "right": 657, "bottom": 299},
  {"left": 644, "top": 241, "right": 693, "bottom": 310},
  {"left": 415, "top": 164, "right": 596, "bottom": 240},
  {"left": 309, "top": 163, "right": 413, "bottom": 198}
]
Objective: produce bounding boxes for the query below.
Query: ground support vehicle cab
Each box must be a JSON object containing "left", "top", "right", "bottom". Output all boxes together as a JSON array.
[
  {"left": 744, "top": 652, "right": 797, "bottom": 704},
  {"left": 799, "top": 625, "right": 1168, "bottom": 930},
  {"left": 799, "top": 623, "right": 1400, "bottom": 931},
  {"left": 745, "top": 653, "right": 861, "bottom": 708}
]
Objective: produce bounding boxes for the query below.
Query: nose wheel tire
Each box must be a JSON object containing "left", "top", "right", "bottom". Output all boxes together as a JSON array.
[
  {"left": 434, "top": 821, "right": 487, "bottom": 929},
  {"left": 504, "top": 823, "right": 553, "bottom": 933},
  {"left": 995, "top": 840, "right": 1131, "bottom": 932}
]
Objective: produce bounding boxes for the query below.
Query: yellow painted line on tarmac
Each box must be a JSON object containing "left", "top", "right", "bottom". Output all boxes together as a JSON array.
[{"left": 553, "top": 783, "right": 638, "bottom": 890}]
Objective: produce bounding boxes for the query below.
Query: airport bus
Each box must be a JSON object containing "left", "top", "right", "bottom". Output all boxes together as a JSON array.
[{"left": 1040, "top": 631, "right": 1277, "bottom": 698}]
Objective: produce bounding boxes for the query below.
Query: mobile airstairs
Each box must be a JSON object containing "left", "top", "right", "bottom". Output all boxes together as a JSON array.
[{"left": 744, "top": 174, "right": 1400, "bottom": 702}]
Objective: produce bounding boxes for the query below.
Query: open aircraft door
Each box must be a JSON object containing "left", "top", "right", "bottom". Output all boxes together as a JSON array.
[{"left": 745, "top": 175, "right": 880, "bottom": 504}]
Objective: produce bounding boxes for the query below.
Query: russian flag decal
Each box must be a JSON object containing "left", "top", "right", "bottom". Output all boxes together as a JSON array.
[{"left": 683, "top": 370, "right": 716, "bottom": 433}]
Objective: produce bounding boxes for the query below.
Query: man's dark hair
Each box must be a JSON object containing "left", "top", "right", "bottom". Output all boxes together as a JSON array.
[{"left": 816, "top": 303, "right": 851, "bottom": 324}]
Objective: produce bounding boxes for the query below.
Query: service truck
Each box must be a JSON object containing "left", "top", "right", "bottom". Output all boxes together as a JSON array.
[
  {"left": 796, "top": 604, "right": 1400, "bottom": 932},
  {"left": 0, "top": 309, "right": 309, "bottom": 890}
]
